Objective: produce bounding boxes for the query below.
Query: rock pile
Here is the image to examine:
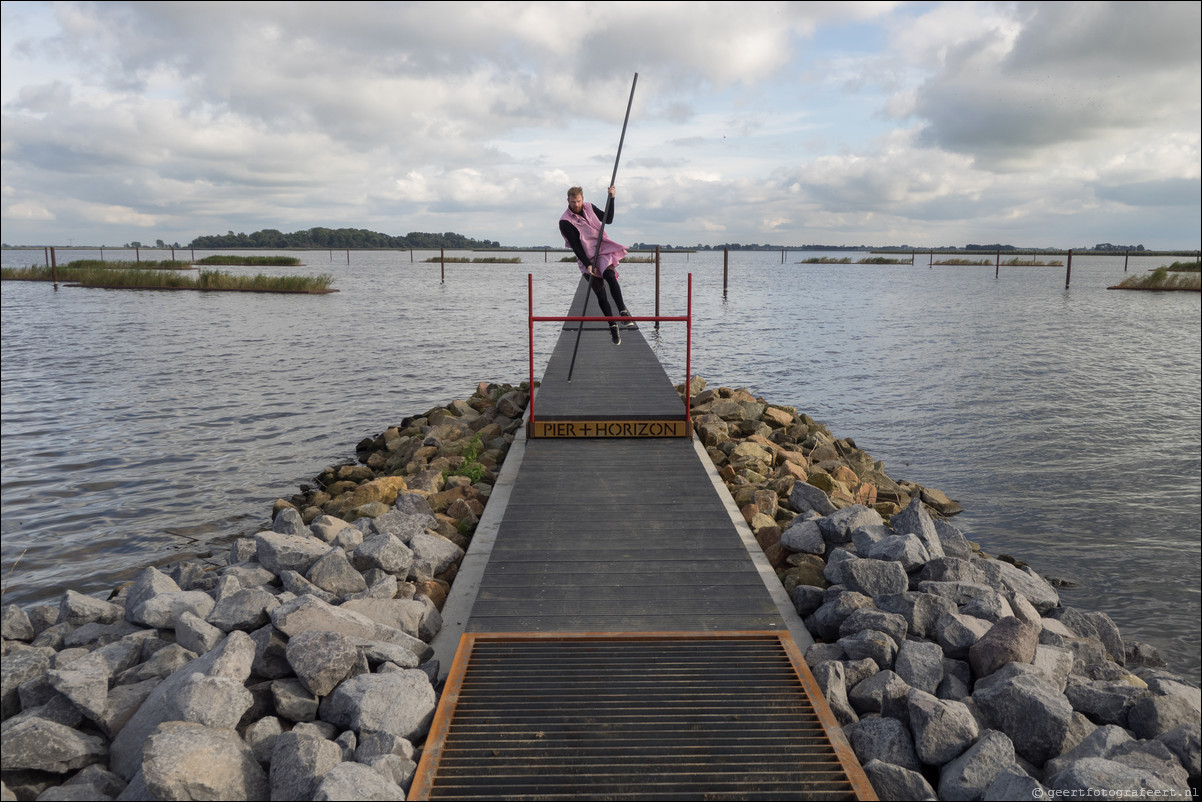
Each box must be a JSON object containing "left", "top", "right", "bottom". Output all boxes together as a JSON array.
[
  {"left": 684, "top": 378, "right": 1201, "bottom": 800},
  {"left": 0, "top": 382, "right": 529, "bottom": 802}
]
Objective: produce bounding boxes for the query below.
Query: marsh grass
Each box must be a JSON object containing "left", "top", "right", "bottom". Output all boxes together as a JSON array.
[
  {"left": 934, "top": 259, "right": 992, "bottom": 265},
  {"left": 858, "top": 256, "right": 910, "bottom": 264},
  {"left": 1163, "top": 260, "right": 1201, "bottom": 272},
  {"left": 800, "top": 257, "right": 852, "bottom": 264},
  {"left": 196, "top": 255, "right": 303, "bottom": 266},
  {"left": 423, "top": 257, "right": 522, "bottom": 264},
  {"left": 70, "top": 259, "right": 194, "bottom": 270},
  {"left": 1112, "top": 267, "right": 1202, "bottom": 291},
  {"left": 1003, "top": 257, "right": 1063, "bottom": 266},
  {"left": 1, "top": 265, "right": 335, "bottom": 292}
]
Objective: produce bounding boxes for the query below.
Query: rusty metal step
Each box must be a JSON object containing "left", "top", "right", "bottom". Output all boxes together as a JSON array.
[{"left": 411, "top": 632, "right": 876, "bottom": 801}]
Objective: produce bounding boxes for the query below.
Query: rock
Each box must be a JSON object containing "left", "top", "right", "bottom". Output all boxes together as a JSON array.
[
  {"left": 982, "top": 767, "right": 1045, "bottom": 801},
  {"left": 1046, "top": 757, "right": 1181, "bottom": 796},
  {"left": 972, "top": 665, "right": 1074, "bottom": 766},
  {"left": 1, "top": 605, "right": 35, "bottom": 641},
  {"left": 1127, "top": 679, "right": 1202, "bottom": 739},
  {"left": 285, "top": 630, "right": 363, "bottom": 697},
  {"left": 142, "top": 721, "right": 267, "bottom": 801},
  {"left": 860, "top": 759, "right": 937, "bottom": 801},
  {"left": 877, "top": 592, "right": 957, "bottom": 640},
  {"left": 908, "top": 689, "right": 980, "bottom": 765},
  {"left": 840, "top": 559, "right": 908, "bottom": 597},
  {"left": 1063, "top": 677, "right": 1147, "bottom": 727},
  {"left": 318, "top": 669, "right": 437, "bottom": 741},
  {"left": 845, "top": 715, "right": 921, "bottom": 771},
  {"left": 59, "top": 589, "right": 123, "bottom": 627},
  {"left": 306, "top": 548, "right": 369, "bottom": 597},
  {"left": 812, "top": 660, "right": 858, "bottom": 725},
  {"left": 993, "top": 560, "right": 1059, "bottom": 614},
  {"left": 272, "top": 677, "right": 319, "bottom": 723},
  {"left": 864, "top": 534, "right": 931, "bottom": 571},
  {"left": 937, "top": 729, "right": 1016, "bottom": 802},
  {"left": 780, "top": 517, "right": 825, "bottom": 555},
  {"left": 818, "top": 505, "right": 884, "bottom": 543},
  {"left": 409, "top": 532, "right": 464, "bottom": 580},
  {"left": 848, "top": 670, "right": 911, "bottom": 721},
  {"left": 838, "top": 629, "right": 898, "bottom": 671},
  {"left": 175, "top": 609, "right": 226, "bottom": 655},
  {"left": 110, "top": 631, "right": 255, "bottom": 781},
  {"left": 788, "top": 481, "right": 837, "bottom": 516},
  {"left": 806, "top": 591, "right": 874, "bottom": 642},
  {"left": 205, "top": 586, "right": 280, "bottom": 632},
  {"left": 270, "top": 595, "right": 433, "bottom": 663},
  {"left": 839, "top": 609, "right": 908, "bottom": 647},
  {"left": 969, "top": 616, "right": 1039, "bottom": 678},
  {"left": 312, "top": 762, "right": 407, "bottom": 801},
  {"left": 130, "top": 590, "right": 216, "bottom": 629},
  {"left": 352, "top": 533, "right": 415, "bottom": 576},
  {"left": 269, "top": 731, "right": 344, "bottom": 802},
  {"left": 932, "top": 518, "right": 973, "bottom": 559},
  {"left": 273, "top": 506, "right": 310, "bottom": 537},
  {"left": 1157, "top": 723, "right": 1201, "bottom": 778},
  {"left": 935, "top": 612, "right": 993, "bottom": 659},
  {"left": 255, "top": 531, "right": 331, "bottom": 575},
  {"left": 168, "top": 673, "right": 254, "bottom": 730},
  {"left": 895, "top": 640, "right": 945, "bottom": 695},
  {"left": 0, "top": 717, "right": 107, "bottom": 773},
  {"left": 95, "top": 677, "right": 161, "bottom": 738},
  {"left": 325, "top": 476, "right": 409, "bottom": 519}
]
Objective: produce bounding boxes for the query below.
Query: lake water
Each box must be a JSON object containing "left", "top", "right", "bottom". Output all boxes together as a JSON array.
[{"left": 2, "top": 248, "right": 1199, "bottom": 683}]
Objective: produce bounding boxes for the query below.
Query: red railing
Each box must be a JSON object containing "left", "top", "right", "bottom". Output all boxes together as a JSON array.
[{"left": 528, "top": 273, "right": 693, "bottom": 431}]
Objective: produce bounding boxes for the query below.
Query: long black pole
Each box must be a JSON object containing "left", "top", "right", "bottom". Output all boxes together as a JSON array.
[{"left": 567, "top": 72, "right": 638, "bottom": 382}]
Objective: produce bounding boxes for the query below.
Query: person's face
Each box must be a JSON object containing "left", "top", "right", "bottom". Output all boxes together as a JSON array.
[{"left": 568, "top": 193, "right": 584, "bottom": 214}]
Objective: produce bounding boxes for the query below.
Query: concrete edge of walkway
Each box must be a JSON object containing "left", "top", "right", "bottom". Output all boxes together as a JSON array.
[
  {"left": 430, "top": 399, "right": 533, "bottom": 683},
  {"left": 691, "top": 437, "right": 816, "bottom": 653}
]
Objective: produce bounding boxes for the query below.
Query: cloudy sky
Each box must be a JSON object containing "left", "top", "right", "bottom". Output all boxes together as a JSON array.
[{"left": 2, "top": 1, "right": 1199, "bottom": 250}]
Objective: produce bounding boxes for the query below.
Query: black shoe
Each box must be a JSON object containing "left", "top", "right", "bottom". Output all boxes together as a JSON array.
[
  {"left": 610, "top": 324, "right": 621, "bottom": 345},
  {"left": 619, "top": 309, "right": 637, "bottom": 329}
]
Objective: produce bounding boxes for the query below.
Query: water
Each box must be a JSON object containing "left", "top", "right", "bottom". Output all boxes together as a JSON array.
[{"left": 3, "top": 248, "right": 1199, "bottom": 683}]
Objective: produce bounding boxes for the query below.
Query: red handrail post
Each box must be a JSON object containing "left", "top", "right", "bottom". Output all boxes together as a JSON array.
[
  {"left": 686, "top": 272, "right": 693, "bottom": 428},
  {"left": 528, "top": 273, "right": 535, "bottom": 426}
]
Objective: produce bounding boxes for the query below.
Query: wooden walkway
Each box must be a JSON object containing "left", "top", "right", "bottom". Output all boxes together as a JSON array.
[{"left": 413, "top": 277, "right": 875, "bottom": 800}]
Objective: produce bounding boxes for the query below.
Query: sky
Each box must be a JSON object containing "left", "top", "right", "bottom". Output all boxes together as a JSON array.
[{"left": 1, "top": 1, "right": 1200, "bottom": 250}]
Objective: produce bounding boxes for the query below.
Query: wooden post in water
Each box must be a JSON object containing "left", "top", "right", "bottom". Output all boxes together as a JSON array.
[
  {"left": 171, "top": 246, "right": 175, "bottom": 260},
  {"left": 51, "top": 247, "right": 59, "bottom": 289},
  {"left": 781, "top": 249, "right": 785, "bottom": 264},
  {"left": 346, "top": 249, "right": 350, "bottom": 265},
  {"left": 1124, "top": 251, "right": 1129, "bottom": 272},
  {"left": 440, "top": 249, "right": 445, "bottom": 284},
  {"left": 1065, "top": 250, "right": 1072, "bottom": 289},
  {"left": 136, "top": 247, "right": 141, "bottom": 264},
  {"left": 929, "top": 252, "right": 933, "bottom": 268},
  {"left": 723, "top": 247, "right": 729, "bottom": 299},
  {"left": 995, "top": 251, "right": 1000, "bottom": 279},
  {"left": 655, "top": 246, "right": 661, "bottom": 330},
  {"left": 190, "top": 249, "right": 194, "bottom": 262}
]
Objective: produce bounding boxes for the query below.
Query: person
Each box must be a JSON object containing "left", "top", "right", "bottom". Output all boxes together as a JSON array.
[{"left": 559, "top": 185, "right": 635, "bottom": 345}]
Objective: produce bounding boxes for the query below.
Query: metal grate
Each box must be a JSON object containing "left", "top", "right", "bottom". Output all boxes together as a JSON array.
[{"left": 411, "top": 633, "right": 876, "bottom": 801}]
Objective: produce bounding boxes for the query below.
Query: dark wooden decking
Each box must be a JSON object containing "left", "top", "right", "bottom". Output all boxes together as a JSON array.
[{"left": 413, "top": 276, "right": 875, "bottom": 800}]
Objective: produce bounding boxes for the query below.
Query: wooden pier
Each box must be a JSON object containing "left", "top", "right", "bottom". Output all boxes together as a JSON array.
[{"left": 413, "top": 277, "right": 876, "bottom": 800}]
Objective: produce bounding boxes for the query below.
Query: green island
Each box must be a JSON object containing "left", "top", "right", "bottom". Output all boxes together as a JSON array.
[
  {"left": 195, "top": 255, "right": 303, "bottom": 266},
  {"left": 1, "top": 265, "right": 335, "bottom": 293},
  {"left": 422, "top": 257, "right": 522, "bottom": 264},
  {"left": 1110, "top": 261, "right": 1202, "bottom": 292}
]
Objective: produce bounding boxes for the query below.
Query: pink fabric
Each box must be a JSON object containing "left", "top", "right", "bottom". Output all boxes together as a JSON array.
[{"left": 561, "top": 202, "right": 627, "bottom": 278}]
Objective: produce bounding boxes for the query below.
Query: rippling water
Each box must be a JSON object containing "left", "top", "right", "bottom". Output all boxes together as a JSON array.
[{"left": 2, "top": 248, "right": 1199, "bottom": 683}]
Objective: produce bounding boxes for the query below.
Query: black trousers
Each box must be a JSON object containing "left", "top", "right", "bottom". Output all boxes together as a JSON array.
[{"left": 588, "top": 268, "right": 627, "bottom": 320}]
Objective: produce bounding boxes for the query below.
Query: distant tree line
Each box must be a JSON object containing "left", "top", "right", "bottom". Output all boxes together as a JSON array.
[{"left": 187, "top": 228, "right": 500, "bottom": 250}]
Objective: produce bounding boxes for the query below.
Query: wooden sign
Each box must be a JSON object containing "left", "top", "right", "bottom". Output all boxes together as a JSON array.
[{"left": 528, "top": 419, "right": 690, "bottom": 439}]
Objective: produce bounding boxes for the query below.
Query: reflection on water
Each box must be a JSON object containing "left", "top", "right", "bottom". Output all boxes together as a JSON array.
[{"left": 2, "top": 248, "right": 1199, "bottom": 682}]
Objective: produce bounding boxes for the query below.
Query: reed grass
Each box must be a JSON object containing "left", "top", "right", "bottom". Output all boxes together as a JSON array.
[
  {"left": 423, "top": 257, "right": 522, "bottom": 263},
  {"left": 69, "top": 259, "right": 194, "bottom": 270},
  {"left": 858, "top": 257, "right": 910, "bottom": 264},
  {"left": 1002, "top": 257, "right": 1062, "bottom": 266},
  {"left": 195, "top": 255, "right": 303, "bottom": 266},
  {"left": 1112, "top": 267, "right": 1202, "bottom": 291},
  {"left": 934, "top": 259, "right": 992, "bottom": 265},
  {"left": 800, "top": 257, "right": 852, "bottom": 264},
  {"left": 1, "top": 265, "right": 335, "bottom": 292}
]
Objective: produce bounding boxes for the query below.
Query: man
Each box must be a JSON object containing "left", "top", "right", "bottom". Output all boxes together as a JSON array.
[{"left": 559, "top": 185, "right": 635, "bottom": 345}]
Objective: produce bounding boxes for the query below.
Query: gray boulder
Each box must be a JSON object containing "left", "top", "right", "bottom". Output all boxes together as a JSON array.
[
  {"left": 864, "top": 534, "right": 931, "bottom": 572},
  {"left": 845, "top": 715, "right": 920, "bottom": 771},
  {"left": 129, "top": 590, "right": 215, "bottom": 630},
  {"left": 973, "top": 665, "right": 1074, "bottom": 766},
  {"left": 848, "top": 670, "right": 911, "bottom": 721},
  {"left": 306, "top": 548, "right": 368, "bottom": 597},
  {"left": 409, "top": 532, "right": 464, "bottom": 580},
  {"left": 994, "top": 560, "right": 1059, "bottom": 614},
  {"left": 983, "top": 767, "right": 1045, "bottom": 801},
  {"left": 812, "top": 660, "right": 858, "bottom": 726},
  {"left": 780, "top": 517, "right": 825, "bottom": 554},
  {"left": 818, "top": 505, "right": 884, "bottom": 543},
  {"left": 895, "top": 640, "right": 945, "bottom": 695},
  {"left": 269, "top": 731, "right": 344, "bottom": 802},
  {"left": 838, "top": 629, "right": 898, "bottom": 671},
  {"left": 60, "top": 589, "right": 123, "bottom": 627},
  {"left": 255, "top": 531, "right": 331, "bottom": 576},
  {"left": 318, "top": 669, "right": 436, "bottom": 741},
  {"left": 935, "top": 612, "right": 993, "bottom": 659},
  {"left": 1127, "top": 677, "right": 1202, "bottom": 739},
  {"left": 312, "top": 762, "right": 407, "bottom": 801},
  {"left": 142, "top": 721, "right": 267, "bottom": 801},
  {"left": 285, "top": 630, "right": 363, "bottom": 697},
  {"left": 0, "top": 605, "right": 35, "bottom": 641},
  {"left": 352, "top": 533, "right": 415, "bottom": 575},
  {"left": 270, "top": 595, "right": 433, "bottom": 663},
  {"left": 860, "top": 759, "right": 937, "bottom": 801},
  {"left": 0, "top": 717, "right": 107, "bottom": 773},
  {"left": 788, "top": 481, "right": 837, "bottom": 516},
  {"left": 908, "top": 689, "right": 980, "bottom": 765},
  {"left": 840, "top": 559, "right": 908, "bottom": 597},
  {"left": 205, "top": 587, "right": 280, "bottom": 633},
  {"left": 175, "top": 610, "right": 225, "bottom": 655},
  {"left": 937, "top": 729, "right": 1016, "bottom": 802},
  {"left": 969, "top": 616, "right": 1039, "bottom": 678},
  {"left": 1046, "top": 757, "right": 1181, "bottom": 796},
  {"left": 272, "top": 507, "right": 310, "bottom": 537}
]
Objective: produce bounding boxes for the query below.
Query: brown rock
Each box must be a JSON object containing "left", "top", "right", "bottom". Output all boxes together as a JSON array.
[
  {"left": 325, "top": 476, "right": 408, "bottom": 518},
  {"left": 415, "top": 579, "right": 450, "bottom": 611}
]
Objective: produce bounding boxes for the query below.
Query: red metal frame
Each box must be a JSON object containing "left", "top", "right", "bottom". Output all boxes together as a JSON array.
[{"left": 528, "top": 273, "right": 693, "bottom": 430}]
